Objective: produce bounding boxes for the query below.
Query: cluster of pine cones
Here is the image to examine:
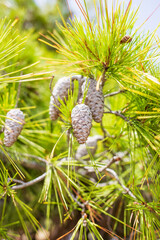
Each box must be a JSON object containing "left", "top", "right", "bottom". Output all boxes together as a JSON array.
[
  {"left": 2, "top": 75, "right": 104, "bottom": 147},
  {"left": 49, "top": 75, "right": 104, "bottom": 144}
]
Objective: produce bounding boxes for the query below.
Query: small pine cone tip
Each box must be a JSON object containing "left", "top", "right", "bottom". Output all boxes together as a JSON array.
[
  {"left": 82, "top": 78, "right": 104, "bottom": 123},
  {"left": 120, "top": 35, "right": 132, "bottom": 44},
  {"left": 71, "top": 104, "right": 92, "bottom": 144},
  {"left": 4, "top": 109, "right": 25, "bottom": 147}
]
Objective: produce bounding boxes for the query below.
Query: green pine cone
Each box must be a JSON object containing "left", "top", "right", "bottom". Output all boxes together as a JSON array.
[
  {"left": 4, "top": 109, "right": 25, "bottom": 147},
  {"left": 71, "top": 104, "right": 92, "bottom": 144},
  {"left": 81, "top": 78, "right": 104, "bottom": 123}
]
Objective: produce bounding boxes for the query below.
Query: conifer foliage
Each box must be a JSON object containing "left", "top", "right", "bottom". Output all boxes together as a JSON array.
[{"left": 0, "top": 0, "right": 160, "bottom": 239}]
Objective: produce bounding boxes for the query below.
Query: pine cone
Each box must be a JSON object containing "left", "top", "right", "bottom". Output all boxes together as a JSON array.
[
  {"left": 71, "top": 104, "right": 92, "bottom": 144},
  {"left": 4, "top": 109, "right": 25, "bottom": 147},
  {"left": 49, "top": 77, "right": 74, "bottom": 120},
  {"left": 49, "top": 95, "right": 60, "bottom": 121},
  {"left": 81, "top": 78, "right": 104, "bottom": 123},
  {"left": 120, "top": 35, "right": 132, "bottom": 44},
  {"left": 75, "top": 135, "right": 103, "bottom": 160}
]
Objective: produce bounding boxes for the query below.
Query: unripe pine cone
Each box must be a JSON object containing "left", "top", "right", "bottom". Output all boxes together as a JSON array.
[
  {"left": 49, "top": 77, "right": 74, "bottom": 120},
  {"left": 4, "top": 109, "right": 25, "bottom": 147},
  {"left": 81, "top": 78, "right": 104, "bottom": 123},
  {"left": 71, "top": 104, "right": 92, "bottom": 144}
]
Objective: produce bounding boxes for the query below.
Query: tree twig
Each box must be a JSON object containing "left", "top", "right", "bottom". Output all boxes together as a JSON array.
[
  {"left": 11, "top": 172, "right": 47, "bottom": 190},
  {"left": 104, "top": 107, "right": 130, "bottom": 123},
  {"left": 20, "top": 158, "right": 45, "bottom": 171},
  {"left": 100, "top": 122, "right": 115, "bottom": 139},
  {"left": 17, "top": 153, "right": 49, "bottom": 165},
  {"left": 104, "top": 89, "right": 126, "bottom": 98},
  {"left": 105, "top": 168, "right": 136, "bottom": 199},
  {"left": 8, "top": 178, "right": 24, "bottom": 184},
  {"left": 0, "top": 150, "right": 47, "bottom": 171},
  {"left": 84, "top": 155, "right": 136, "bottom": 200},
  {"left": 84, "top": 155, "right": 121, "bottom": 173}
]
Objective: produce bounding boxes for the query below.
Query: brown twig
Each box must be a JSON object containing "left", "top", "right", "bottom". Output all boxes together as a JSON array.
[
  {"left": 19, "top": 158, "right": 45, "bottom": 171},
  {"left": 84, "top": 154, "right": 122, "bottom": 174},
  {"left": 11, "top": 172, "right": 47, "bottom": 190},
  {"left": 104, "top": 89, "right": 126, "bottom": 98},
  {"left": 100, "top": 122, "right": 115, "bottom": 139},
  {"left": 105, "top": 168, "right": 136, "bottom": 199},
  {"left": 8, "top": 178, "right": 24, "bottom": 184},
  {"left": 104, "top": 106, "right": 131, "bottom": 123},
  {"left": 84, "top": 155, "right": 136, "bottom": 200},
  {"left": 18, "top": 153, "right": 49, "bottom": 165}
]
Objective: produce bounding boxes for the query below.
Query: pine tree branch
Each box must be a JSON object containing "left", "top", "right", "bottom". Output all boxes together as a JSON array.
[
  {"left": 105, "top": 168, "right": 136, "bottom": 199},
  {"left": 8, "top": 178, "right": 24, "bottom": 184},
  {"left": 0, "top": 150, "right": 47, "bottom": 171},
  {"left": 104, "top": 107, "right": 131, "bottom": 123},
  {"left": 100, "top": 122, "right": 115, "bottom": 139},
  {"left": 84, "top": 155, "right": 136, "bottom": 200},
  {"left": 104, "top": 89, "right": 126, "bottom": 98},
  {"left": 17, "top": 153, "right": 49, "bottom": 165},
  {"left": 11, "top": 172, "right": 47, "bottom": 190},
  {"left": 84, "top": 154, "right": 124, "bottom": 173},
  {"left": 20, "top": 158, "right": 46, "bottom": 171}
]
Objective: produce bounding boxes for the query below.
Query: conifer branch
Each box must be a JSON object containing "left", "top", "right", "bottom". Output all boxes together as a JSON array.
[
  {"left": 105, "top": 168, "right": 136, "bottom": 199},
  {"left": 11, "top": 172, "right": 47, "bottom": 190},
  {"left": 104, "top": 89, "right": 126, "bottom": 98},
  {"left": 100, "top": 122, "right": 115, "bottom": 139},
  {"left": 104, "top": 107, "right": 131, "bottom": 123},
  {"left": 84, "top": 155, "right": 136, "bottom": 200},
  {"left": 17, "top": 153, "right": 49, "bottom": 165},
  {"left": 20, "top": 158, "right": 45, "bottom": 171}
]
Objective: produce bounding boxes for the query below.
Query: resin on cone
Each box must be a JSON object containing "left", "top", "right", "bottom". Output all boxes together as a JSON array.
[
  {"left": 4, "top": 109, "right": 25, "bottom": 147},
  {"left": 71, "top": 104, "right": 92, "bottom": 144},
  {"left": 49, "top": 77, "right": 73, "bottom": 120},
  {"left": 81, "top": 78, "right": 104, "bottom": 123}
]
